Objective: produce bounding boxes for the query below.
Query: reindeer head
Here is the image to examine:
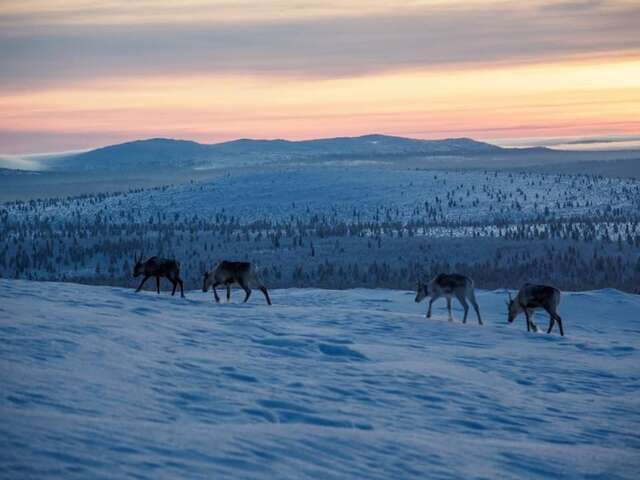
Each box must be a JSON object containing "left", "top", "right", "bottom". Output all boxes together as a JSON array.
[
  {"left": 415, "top": 282, "right": 429, "bottom": 303},
  {"left": 132, "top": 252, "right": 144, "bottom": 277},
  {"left": 506, "top": 290, "right": 518, "bottom": 323}
]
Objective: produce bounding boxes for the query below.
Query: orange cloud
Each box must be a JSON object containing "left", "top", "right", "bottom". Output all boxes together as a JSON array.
[
  {"left": 1, "top": 1, "right": 639, "bottom": 152},
  {"left": 2, "top": 57, "right": 639, "bottom": 152}
]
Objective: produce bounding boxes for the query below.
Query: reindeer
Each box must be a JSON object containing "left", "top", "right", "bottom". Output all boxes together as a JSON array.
[
  {"left": 415, "top": 273, "right": 482, "bottom": 324},
  {"left": 507, "top": 283, "right": 564, "bottom": 336},
  {"left": 133, "top": 254, "right": 184, "bottom": 298},
  {"left": 202, "top": 261, "right": 271, "bottom": 305}
]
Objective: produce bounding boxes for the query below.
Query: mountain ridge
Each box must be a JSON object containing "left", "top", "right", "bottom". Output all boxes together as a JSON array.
[{"left": 52, "top": 134, "right": 518, "bottom": 171}]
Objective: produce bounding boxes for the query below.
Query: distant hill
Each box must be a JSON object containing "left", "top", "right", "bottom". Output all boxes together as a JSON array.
[
  {"left": 213, "top": 134, "right": 504, "bottom": 156},
  {"left": 51, "top": 134, "right": 510, "bottom": 172},
  {"left": 54, "top": 138, "right": 211, "bottom": 171}
]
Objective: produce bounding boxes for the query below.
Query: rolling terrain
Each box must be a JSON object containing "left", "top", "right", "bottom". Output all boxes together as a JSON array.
[
  {"left": 2, "top": 134, "right": 639, "bottom": 202},
  {"left": 2, "top": 165, "right": 639, "bottom": 292},
  {"left": 1, "top": 279, "right": 639, "bottom": 479}
]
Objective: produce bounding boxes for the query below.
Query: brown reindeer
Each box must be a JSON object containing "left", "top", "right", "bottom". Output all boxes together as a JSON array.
[
  {"left": 415, "top": 273, "right": 482, "bottom": 324},
  {"left": 202, "top": 261, "right": 271, "bottom": 305},
  {"left": 507, "top": 284, "right": 564, "bottom": 336},
  {"left": 133, "top": 254, "right": 184, "bottom": 298}
]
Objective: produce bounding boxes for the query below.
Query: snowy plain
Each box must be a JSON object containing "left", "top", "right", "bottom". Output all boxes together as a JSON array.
[{"left": 1, "top": 279, "right": 639, "bottom": 479}]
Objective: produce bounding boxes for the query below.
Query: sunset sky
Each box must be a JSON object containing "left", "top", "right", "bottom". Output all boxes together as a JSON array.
[{"left": 1, "top": 0, "right": 639, "bottom": 154}]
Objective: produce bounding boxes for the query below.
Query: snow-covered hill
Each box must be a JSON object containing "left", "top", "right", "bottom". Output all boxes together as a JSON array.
[
  {"left": 51, "top": 135, "right": 504, "bottom": 172},
  {"left": 7, "top": 166, "right": 639, "bottom": 225},
  {"left": 1, "top": 279, "right": 639, "bottom": 479},
  {"left": 3, "top": 165, "right": 639, "bottom": 291}
]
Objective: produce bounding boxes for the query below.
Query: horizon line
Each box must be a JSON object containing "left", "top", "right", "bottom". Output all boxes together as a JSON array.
[{"left": 3, "top": 132, "right": 640, "bottom": 159}]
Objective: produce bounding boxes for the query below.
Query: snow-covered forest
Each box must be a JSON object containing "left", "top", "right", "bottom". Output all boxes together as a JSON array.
[{"left": 2, "top": 166, "right": 640, "bottom": 292}]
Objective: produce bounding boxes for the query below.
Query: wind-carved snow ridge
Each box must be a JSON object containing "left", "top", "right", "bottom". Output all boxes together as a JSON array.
[{"left": 1, "top": 279, "right": 639, "bottom": 479}]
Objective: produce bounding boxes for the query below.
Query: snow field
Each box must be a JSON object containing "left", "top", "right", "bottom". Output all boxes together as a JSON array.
[{"left": 1, "top": 280, "right": 639, "bottom": 479}]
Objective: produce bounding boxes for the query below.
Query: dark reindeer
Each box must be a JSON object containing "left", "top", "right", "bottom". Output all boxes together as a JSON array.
[
  {"left": 415, "top": 273, "right": 482, "bottom": 324},
  {"left": 202, "top": 261, "right": 271, "bottom": 305},
  {"left": 133, "top": 254, "right": 184, "bottom": 298},
  {"left": 507, "top": 283, "right": 564, "bottom": 336}
]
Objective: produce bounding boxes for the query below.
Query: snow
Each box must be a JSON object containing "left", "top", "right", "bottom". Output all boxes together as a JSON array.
[
  {"left": 7, "top": 166, "right": 639, "bottom": 226},
  {"left": 1, "top": 279, "right": 639, "bottom": 479}
]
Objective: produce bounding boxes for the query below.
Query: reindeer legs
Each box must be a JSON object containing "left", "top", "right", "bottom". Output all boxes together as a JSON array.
[
  {"left": 555, "top": 314, "right": 565, "bottom": 336},
  {"left": 524, "top": 309, "right": 539, "bottom": 332},
  {"left": 426, "top": 294, "right": 440, "bottom": 318},
  {"left": 456, "top": 293, "right": 469, "bottom": 323},
  {"left": 548, "top": 311, "right": 564, "bottom": 336},
  {"left": 546, "top": 311, "right": 555, "bottom": 334},
  {"left": 156, "top": 276, "right": 160, "bottom": 294},
  {"left": 135, "top": 275, "right": 150, "bottom": 292},
  {"left": 211, "top": 282, "right": 221, "bottom": 303},
  {"left": 524, "top": 308, "right": 531, "bottom": 332},
  {"left": 170, "top": 277, "right": 184, "bottom": 298},
  {"left": 226, "top": 284, "right": 231, "bottom": 302},
  {"left": 259, "top": 286, "right": 272, "bottom": 305},
  {"left": 470, "top": 292, "right": 482, "bottom": 325},
  {"left": 252, "top": 272, "right": 272, "bottom": 305},
  {"left": 446, "top": 297, "right": 453, "bottom": 321},
  {"left": 238, "top": 279, "right": 252, "bottom": 303}
]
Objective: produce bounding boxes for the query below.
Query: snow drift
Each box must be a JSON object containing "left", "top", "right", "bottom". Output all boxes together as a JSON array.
[{"left": 1, "top": 279, "right": 639, "bottom": 479}]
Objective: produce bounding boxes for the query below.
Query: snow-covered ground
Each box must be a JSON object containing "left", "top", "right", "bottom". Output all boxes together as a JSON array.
[
  {"left": 1, "top": 279, "right": 639, "bottom": 479},
  {"left": 6, "top": 166, "right": 639, "bottom": 225}
]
